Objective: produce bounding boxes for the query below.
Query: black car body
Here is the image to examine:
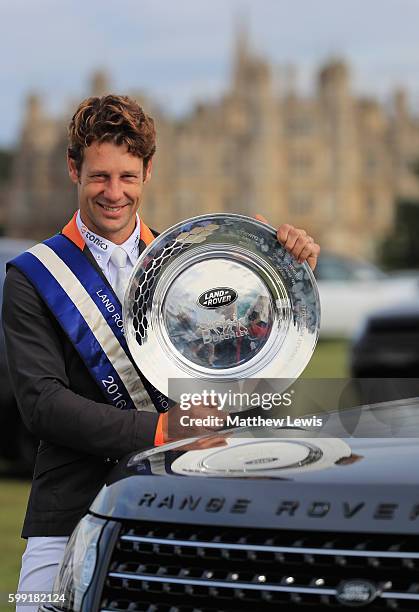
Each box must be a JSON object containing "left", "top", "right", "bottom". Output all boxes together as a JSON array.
[
  {"left": 42, "top": 398, "right": 419, "bottom": 611},
  {"left": 351, "top": 303, "right": 419, "bottom": 378}
]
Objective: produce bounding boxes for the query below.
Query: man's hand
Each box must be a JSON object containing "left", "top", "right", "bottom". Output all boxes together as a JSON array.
[
  {"left": 255, "top": 214, "right": 320, "bottom": 271},
  {"left": 174, "top": 433, "right": 229, "bottom": 452},
  {"left": 160, "top": 401, "right": 226, "bottom": 444}
]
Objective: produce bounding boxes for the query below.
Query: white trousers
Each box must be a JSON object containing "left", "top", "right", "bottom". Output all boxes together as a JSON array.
[{"left": 16, "top": 536, "right": 69, "bottom": 612}]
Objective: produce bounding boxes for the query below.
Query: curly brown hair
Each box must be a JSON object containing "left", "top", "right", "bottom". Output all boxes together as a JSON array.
[{"left": 67, "top": 94, "right": 156, "bottom": 174}]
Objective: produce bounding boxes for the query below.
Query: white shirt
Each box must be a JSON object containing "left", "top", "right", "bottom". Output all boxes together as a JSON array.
[{"left": 75, "top": 210, "right": 140, "bottom": 288}]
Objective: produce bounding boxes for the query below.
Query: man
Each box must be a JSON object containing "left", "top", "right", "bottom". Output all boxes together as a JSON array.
[{"left": 2, "top": 94, "right": 320, "bottom": 606}]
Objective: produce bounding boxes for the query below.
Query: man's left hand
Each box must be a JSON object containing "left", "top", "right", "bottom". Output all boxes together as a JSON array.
[{"left": 255, "top": 214, "right": 320, "bottom": 271}]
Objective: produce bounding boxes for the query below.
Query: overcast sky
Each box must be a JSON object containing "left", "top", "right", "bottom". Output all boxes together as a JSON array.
[{"left": 1, "top": 0, "right": 419, "bottom": 147}]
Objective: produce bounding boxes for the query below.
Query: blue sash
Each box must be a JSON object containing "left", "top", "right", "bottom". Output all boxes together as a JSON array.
[{"left": 10, "top": 234, "right": 170, "bottom": 413}]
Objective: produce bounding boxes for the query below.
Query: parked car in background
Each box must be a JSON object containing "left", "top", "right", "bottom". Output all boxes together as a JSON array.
[
  {"left": 0, "top": 237, "right": 38, "bottom": 473},
  {"left": 350, "top": 300, "right": 419, "bottom": 405},
  {"left": 351, "top": 301, "right": 419, "bottom": 379},
  {"left": 315, "top": 252, "right": 419, "bottom": 339}
]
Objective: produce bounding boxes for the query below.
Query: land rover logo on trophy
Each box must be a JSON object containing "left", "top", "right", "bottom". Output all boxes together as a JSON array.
[
  {"left": 336, "top": 580, "right": 379, "bottom": 607},
  {"left": 198, "top": 287, "right": 238, "bottom": 309}
]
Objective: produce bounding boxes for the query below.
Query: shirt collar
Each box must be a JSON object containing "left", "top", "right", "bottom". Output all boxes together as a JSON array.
[{"left": 76, "top": 210, "right": 141, "bottom": 268}]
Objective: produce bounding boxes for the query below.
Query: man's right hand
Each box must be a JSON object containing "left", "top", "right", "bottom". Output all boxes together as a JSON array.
[{"left": 160, "top": 401, "right": 226, "bottom": 444}]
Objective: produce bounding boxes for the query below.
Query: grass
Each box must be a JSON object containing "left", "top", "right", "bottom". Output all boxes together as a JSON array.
[
  {"left": 0, "top": 480, "right": 31, "bottom": 612},
  {"left": 0, "top": 340, "right": 349, "bottom": 610},
  {"left": 304, "top": 338, "right": 349, "bottom": 378}
]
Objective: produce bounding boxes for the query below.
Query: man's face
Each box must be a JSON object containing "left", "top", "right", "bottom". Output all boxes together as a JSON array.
[{"left": 67, "top": 141, "right": 152, "bottom": 244}]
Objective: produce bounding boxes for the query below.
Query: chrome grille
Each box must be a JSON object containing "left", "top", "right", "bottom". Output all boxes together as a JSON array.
[{"left": 100, "top": 521, "right": 419, "bottom": 611}]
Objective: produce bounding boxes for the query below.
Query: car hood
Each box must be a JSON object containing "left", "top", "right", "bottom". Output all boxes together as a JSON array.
[{"left": 90, "top": 397, "right": 419, "bottom": 534}]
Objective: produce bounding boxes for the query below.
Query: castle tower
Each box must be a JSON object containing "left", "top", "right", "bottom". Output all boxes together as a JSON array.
[
  {"left": 90, "top": 70, "right": 111, "bottom": 97},
  {"left": 391, "top": 88, "right": 419, "bottom": 200},
  {"left": 316, "top": 59, "right": 365, "bottom": 252},
  {"left": 228, "top": 23, "right": 281, "bottom": 219}
]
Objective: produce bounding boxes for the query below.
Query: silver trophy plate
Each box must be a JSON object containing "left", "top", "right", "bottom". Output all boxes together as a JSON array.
[{"left": 124, "top": 214, "right": 320, "bottom": 398}]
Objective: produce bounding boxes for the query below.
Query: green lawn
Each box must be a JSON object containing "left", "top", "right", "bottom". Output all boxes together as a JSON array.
[
  {"left": 0, "top": 480, "right": 31, "bottom": 612},
  {"left": 304, "top": 338, "right": 349, "bottom": 378}
]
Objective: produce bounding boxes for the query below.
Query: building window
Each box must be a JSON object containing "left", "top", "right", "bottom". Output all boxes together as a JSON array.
[
  {"left": 365, "top": 155, "right": 377, "bottom": 174},
  {"left": 366, "top": 197, "right": 375, "bottom": 216},
  {"left": 177, "top": 154, "right": 200, "bottom": 175},
  {"left": 290, "top": 194, "right": 313, "bottom": 215},
  {"left": 286, "top": 116, "right": 313, "bottom": 136},
  {"left": 290, "top": 153, "right": 312, "bottom": 175}
]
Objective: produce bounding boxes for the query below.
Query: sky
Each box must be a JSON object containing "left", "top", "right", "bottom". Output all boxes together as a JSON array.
[{"left": 1, "top": 0, "right": 419, "bottom": 147}]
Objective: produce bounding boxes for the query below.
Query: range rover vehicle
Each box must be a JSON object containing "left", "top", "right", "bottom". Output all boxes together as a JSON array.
[{"left": 41, "top": 397, "right": 419, "bottom": 612}]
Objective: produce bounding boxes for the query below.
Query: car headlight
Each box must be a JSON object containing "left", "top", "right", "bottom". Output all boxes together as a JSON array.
[{"left": 52, "top": 513, "right": 105, "bottom": 611}]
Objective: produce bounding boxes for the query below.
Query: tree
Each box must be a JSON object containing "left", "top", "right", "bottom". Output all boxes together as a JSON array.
[{"left": 379, "top": 199, "right": 419, "bottom": 270}]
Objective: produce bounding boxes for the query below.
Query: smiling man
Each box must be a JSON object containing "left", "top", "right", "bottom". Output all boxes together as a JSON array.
[{"left": 2, "top": 94, "right": 320, "bottom": 609}]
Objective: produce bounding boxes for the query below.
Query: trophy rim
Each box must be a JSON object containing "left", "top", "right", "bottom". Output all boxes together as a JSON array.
[{"left": 124, "top": 213, "right": 321, "bottom": 398}]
